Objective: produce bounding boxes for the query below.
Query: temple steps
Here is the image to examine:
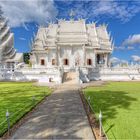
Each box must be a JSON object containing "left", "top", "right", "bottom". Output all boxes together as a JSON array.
[
  {"left": 63, "top": 72, "right": 77, "bottom": 83},
  {"left": 62, "top": 79, "right": 78, "bottom": 85}
]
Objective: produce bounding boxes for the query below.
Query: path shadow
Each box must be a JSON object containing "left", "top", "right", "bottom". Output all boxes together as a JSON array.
[{"left": 8, "top": 88, "right": 93, "bottom": 139}]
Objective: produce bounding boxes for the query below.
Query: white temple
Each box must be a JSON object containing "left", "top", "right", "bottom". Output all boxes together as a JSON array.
[
  {"left": 30, "top": 19, "right": 113, "bottom": 69},
  {"left": 0, "top": 8, "right": 23, "bottom": 69},
  {"left": 24, "top": 18, "right": 140, "bottom": 83},
  {"left": 0, "top": 9, "right": 139, "bottom": 83}
]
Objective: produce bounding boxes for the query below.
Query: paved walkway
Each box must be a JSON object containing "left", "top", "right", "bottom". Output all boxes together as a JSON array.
[{"left": 11, "top": 83, "right": 95, "bottom": 139}]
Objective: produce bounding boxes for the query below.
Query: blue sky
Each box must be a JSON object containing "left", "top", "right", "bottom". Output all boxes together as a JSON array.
[{"left": 1, "top": 0, "right": 140, "bottom": 63}]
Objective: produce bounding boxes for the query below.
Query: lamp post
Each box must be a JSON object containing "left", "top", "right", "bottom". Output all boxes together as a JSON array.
[
  {"left": 32, "top": 95, "right": 36, "bottom": 104},
  {"left": 6, "top": 109, "right": 10, "bottom": 136},
  {"left": 99, "top": 110, "right": 102, "bottom": 137},
  {"left": 88, "top": 96, "right": 90, "bottom": 113}
]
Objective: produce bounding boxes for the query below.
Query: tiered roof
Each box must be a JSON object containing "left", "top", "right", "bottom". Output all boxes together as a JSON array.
[
  {"left": 87, "top": 23, "right": 99, "bottom": 47},
  {"left": 57, "top": 20, "right": 88, "bottom": 45},
  {"left": 32, "top": 19, "right": 113, "bottom": 51}
]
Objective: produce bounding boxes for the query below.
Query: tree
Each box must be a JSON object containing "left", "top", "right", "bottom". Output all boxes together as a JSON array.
[{"left": 23, "top": 53, "right": 30, "bottom": 64}]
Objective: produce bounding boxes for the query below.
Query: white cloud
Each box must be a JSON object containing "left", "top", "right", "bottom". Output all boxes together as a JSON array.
[
  {"left": 1, "top": 1, "right": 140, "bottom": 27},
  {"left": 100, "top": 1, "right": 139, "bottom": 22},
  {"left": 19, "top": 37, "right": 26, "bottom": 41},
  {"left": 110, "top": 57, "right": 120, "bottom": 63},
  {"left": 23, "top": 23, "right": 30, "bottom": 31},
  {"left": 114, "top": 46, "right": 125, "bottom": 50},
  {"left": 110, "top": 57, "right": 128, "bottom": 64},
  {"left": 1, "top": 0, "right": 140, "bottom": 27},
  {"left": 123, "top": 34, "right": 140, "bottom": 46},
  {"left": 64, "top": 1, "right": 140, "bottom": 23},
  {"left": 0, "top": 0, "right": 58, "bottom": 27},
  {"left": 120, "top": 59, "right": 128, "bottom": 64},
  {"left": 114, "top": 45, "right": 135, "bottom": 51},
  {"left": 131, "top": 55, "right": 140, "bottom": 62},
  {"left": 127, "top": 46, "right": 135, "bottom": 50}
]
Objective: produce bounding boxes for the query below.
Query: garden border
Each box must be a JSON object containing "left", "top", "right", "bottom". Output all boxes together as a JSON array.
[
  {"left": 1, "top": 90, "right": 52, "bottom": 139},
  {"left": 79, "top": 89, "right": 107, "bottom": 140}
]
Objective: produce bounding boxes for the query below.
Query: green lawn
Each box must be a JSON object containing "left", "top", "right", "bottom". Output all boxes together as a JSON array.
[
  {"left": 84, "top": 82, "right": 140, "bottom": 139},
  {"left": 0, "top": 82, "right": 51, "bottom": 136}
]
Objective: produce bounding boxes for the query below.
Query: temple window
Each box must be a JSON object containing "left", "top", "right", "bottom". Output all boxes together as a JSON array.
[
  {"left": 40, "top": 59, "right": 45, "bottom": 65},
  {"left": 87, "top": 59, "right": 92, "bottom": 65},
  {"left": 63, "top": 59, "right": 69, "bottom": 65},
  {"left": 52, "top": 59, "right": 56, "bottom": 65},
  {"left": 97, "top": 54, "right": 105, "bottom": 64},
  {"left": 49, "top": 78, "right": 53, "bottom": 82}
]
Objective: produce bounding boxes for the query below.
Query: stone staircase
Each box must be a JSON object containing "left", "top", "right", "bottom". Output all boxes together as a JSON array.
[{"left": 63, "top": 72, "right": 77, "bottom": 84}]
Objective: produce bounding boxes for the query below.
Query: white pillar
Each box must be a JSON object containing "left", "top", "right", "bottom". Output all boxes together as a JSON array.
[
  {"left": 107, "top": 54, "right": 111, "bottom": 67},
  {"left": 83, "top": 45, "right": 86, "bottom": 66},
  {"left": 93, "top": 51, "right": 96, "bottom": 67},
  {"left": 105, "top": 54, "right": 108, "bottom": 67},
  {"left": 56, "top": 46, "right": 59, "bottom": 66},
  {"left": 95, "top": 52, "right": 97, "bottom": 67}
]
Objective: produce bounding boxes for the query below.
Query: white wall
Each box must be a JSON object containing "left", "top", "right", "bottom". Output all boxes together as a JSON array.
[
  {"left": 86, "top": 67, "right": 140, "bottom": 81},
  {"left": 85, "top": 49, "right": 96, "bottom": 67},
  {"left": 59, "top": 46, "right": 84, "bottom": 68}
]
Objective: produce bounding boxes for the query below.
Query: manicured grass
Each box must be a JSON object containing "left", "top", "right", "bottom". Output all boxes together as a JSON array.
[
  {"left": 84, "top": 82, "right": 140, "bottom": 139},
  {"left": 0, "top": 82, "right": 51, "bottom": 136}
]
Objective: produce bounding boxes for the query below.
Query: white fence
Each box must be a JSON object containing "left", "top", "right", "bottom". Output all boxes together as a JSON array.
[
  {"left": 0, "top": 67, "right": 62, "bottom": 83},
  {"left": 87, "top": 67, "right": 140, "bottom": 81},
  {"left": 0, "top": 66, "right": 140, "bottom": 83}
]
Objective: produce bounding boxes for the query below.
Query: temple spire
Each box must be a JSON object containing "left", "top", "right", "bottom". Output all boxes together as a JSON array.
[
  {"left": 0, "top": 6, "right": 4, "bottom": 20},
  {"left": 69, "top": 9, "right": 75, "bottom": 20}
]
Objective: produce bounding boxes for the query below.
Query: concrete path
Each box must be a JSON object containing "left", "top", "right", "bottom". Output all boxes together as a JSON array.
[{"left": 11, "top": 83, "right": 95, "bottom": 140}]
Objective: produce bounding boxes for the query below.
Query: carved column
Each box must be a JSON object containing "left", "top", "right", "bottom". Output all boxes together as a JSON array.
[
  {"left": 94, "top": 50, "right": 97, "bottom": 67},
  {"left": 93, "top": 50, "right": 96, "bottom": 67},
  {"left": 56, "top": 45, "right": 59, "bottom": 66},
  {"left": 108, "top": 53, "right": 111, "bottom": 67},
  {"left": 31, "top": 53, "right": 37, "bottom": 68},
  {"left": 106, "top": 53, "right": 110, "bottom": 67},
  {"left": 83, "top": 45, "right": 86, "bottom": 66},
  {"left": 104, "top": 53, "right": 108, "bottom": 67}
]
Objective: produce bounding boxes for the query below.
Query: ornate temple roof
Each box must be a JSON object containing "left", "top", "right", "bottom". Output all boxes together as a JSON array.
[
  {"left": 58, "top": 20, "right": 86, "bottom": 33},
  {"left": 32, "top": 19, "right": 113, "bottom": 51}
]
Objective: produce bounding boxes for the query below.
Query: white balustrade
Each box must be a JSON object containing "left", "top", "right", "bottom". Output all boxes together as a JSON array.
[{"left": 0, "top": 65, "right": 140, "bottom": 82}]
